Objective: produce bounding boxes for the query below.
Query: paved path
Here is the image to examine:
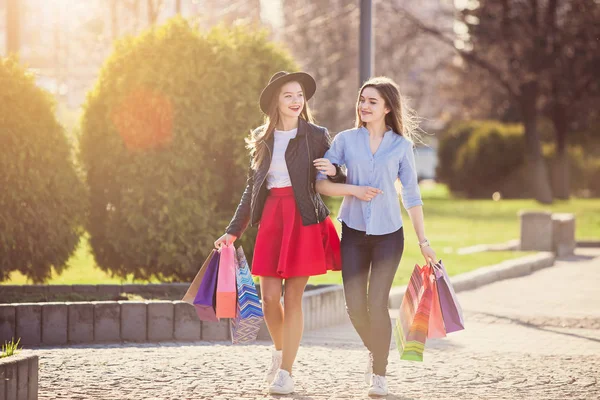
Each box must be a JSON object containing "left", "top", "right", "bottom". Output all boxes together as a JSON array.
[{"left": 29, "top": 248, "right": 600, "bottom": 399}]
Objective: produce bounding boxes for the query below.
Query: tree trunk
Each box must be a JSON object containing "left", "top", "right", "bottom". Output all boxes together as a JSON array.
[
  {"left": 551, "top": 105, "right": 570, "bottom": 199},
  {"left": 521, "top": 83, "right": 553, "bottom": 204},
  {"left": 6, "top": 0, "right": 20, "bottom": 55},
  {"left": 175, "top": 0, "right": 181, "bottom": 14},
  {"left": 110, "top": 0, "right": 119, "bottom": 40}
]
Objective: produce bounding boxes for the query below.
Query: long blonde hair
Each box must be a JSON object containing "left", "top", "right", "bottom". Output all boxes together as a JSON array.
[
  {"left": 355, "top": 76, "right": 422, "bottom": 144},
  {"left": 246, "top": 82, "right": 314, "bottom": 170}
]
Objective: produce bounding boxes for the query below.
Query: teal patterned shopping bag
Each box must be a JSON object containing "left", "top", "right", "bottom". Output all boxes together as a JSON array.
[{"left": 230, "top": 246, "right": 264, "bottom": 344}]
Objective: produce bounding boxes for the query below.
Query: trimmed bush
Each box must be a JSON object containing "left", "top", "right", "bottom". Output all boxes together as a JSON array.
[
  {"left": 549, "top": 146, "right": 600, "bottom": 198},
  {"left": 435, "top": 121, "right": 482, "bottom": 192},
  {"left": 79, "top": 18, "right": 297, "bottom": 281},
  {"left": 454, "top": 121, "right": 529, "bottom": 198},
  {"left": 0, "top": 57, "right": 85, "bottom": 283},
  {"left": 438, "top": 120, "right": 600, "bottom": 198}
]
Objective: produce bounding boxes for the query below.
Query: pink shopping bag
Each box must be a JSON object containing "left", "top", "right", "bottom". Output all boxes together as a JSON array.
[
  {"left": 428, "top": 271, "right": 447, "bottom": 339},
  {"left": 216, "top": 244, "right": 237, "bottom": 319}
]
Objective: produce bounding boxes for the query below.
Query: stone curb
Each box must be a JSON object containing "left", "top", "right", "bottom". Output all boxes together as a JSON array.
[
  {"left": 388, "top": 252, "right": 556, "bottom": 309},
  {"left": 0, "top": 283, "right": 190, "bottom": 298},
  {"left": 577, "top": 240, "right": 600, "bottom": 248},
  {"left": 0, "top": 352, "right": 38, "bottom": 400},
  {"left": 0, "top": 286, "right": 348, "bottom": 347}
]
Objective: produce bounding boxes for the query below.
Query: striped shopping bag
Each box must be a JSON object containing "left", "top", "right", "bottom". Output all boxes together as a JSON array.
[
  {"left": 394, "top": 264, "right": 434, "bottom": 362},
  {"left": 230, "top": 246, "right": 264, "bottom": 344}
]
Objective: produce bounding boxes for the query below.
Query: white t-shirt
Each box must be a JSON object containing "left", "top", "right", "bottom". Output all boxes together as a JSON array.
[{"left": 266, "top": 128, "right": 298, "bottom": 189}]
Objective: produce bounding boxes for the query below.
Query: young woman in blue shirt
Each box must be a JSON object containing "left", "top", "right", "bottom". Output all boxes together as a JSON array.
[{"left": 315, "top": 76, "right": 437, "bottom": 397}]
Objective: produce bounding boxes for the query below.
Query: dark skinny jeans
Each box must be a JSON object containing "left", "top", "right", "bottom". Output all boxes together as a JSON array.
[{"left": 341, "top": 222, "right": 405, "bottom": 376}]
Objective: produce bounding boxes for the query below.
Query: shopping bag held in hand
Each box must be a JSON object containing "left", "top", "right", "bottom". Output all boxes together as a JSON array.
[
  {"left": 182, "top": 249, "right": 216, "bottom": 304},
  {"left": 394, "top": 264, "right": 433, "bottom": 362},
  {"left": 230, "top": 246, "right": 264, "bottom": 344},
  {"left": 435, "top": 260, "right": 465, "bottom": 333},
  {"left": 192, "top": 250, "right": 220, "bottom": 321},
  {"left": 216, "top": 244, "right": 237, "bottom": 319},
  {"left": 428, "top": 271, "right": 447, "bottom": 339}
]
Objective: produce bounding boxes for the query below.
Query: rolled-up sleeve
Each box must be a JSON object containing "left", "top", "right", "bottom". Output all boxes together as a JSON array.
[
  {"left": 398, "top": 143, "right": 424, "bottom": 209},
  {"left": 317, "top": 132, "right": 345, "bottom": 181}
]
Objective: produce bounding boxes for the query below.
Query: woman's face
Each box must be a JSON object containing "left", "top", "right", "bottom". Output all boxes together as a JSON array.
[
  {"left": 278, "top": 81, "right": 305, "bottom": 120},
  {"left": 358, "top": 86, "right": 390, "bottom": 124}
]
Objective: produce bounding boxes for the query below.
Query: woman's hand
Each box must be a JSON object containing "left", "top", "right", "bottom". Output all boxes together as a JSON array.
[
  {"left": 420, "top": 245, "right": 437, "bottom": 267},
  {"left": 214, "top": 233, "right": 237, "bottom": 249},
  {"left": 350, "top": 186, "right": 383, "bottom": 202},
  {"left": 313, "top": 158, "right": 337, "bottom": 176}
]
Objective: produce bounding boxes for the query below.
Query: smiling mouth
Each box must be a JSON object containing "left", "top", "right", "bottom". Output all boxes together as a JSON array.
[
  {"left": 361, "top": 111, "right": 372, "bottom": 115},
  {"left": 290, "top": 106, "right": 301, "bottom": 111}
]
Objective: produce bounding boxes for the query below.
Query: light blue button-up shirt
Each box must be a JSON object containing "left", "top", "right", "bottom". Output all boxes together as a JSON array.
[{"left": 317, "top": 126, "right": 423, "bottom": 235}]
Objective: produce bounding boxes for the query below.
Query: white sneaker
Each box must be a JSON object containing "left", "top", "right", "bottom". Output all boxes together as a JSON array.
[
  {"left": 265, "top": 349, "right": 283, "bottom": 383},
  {"left": 368, "top": 374, "right": 388, "bottom": 397},
  {"left": 269, "top": 369, "right": 294, "bottom": 395},
  {"left": 364, "top": 352, "right": 374, "bottom": 384}
]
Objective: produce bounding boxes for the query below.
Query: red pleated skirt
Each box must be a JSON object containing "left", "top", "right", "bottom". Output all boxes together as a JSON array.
[{"left": 252, "top": 186, "right": 341, "bottom": 279}]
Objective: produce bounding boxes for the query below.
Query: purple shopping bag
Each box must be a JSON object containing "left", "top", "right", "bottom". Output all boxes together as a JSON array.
[
  {"left": 193, "top": 250, "right": 220, "bottom": 321},
  {"left": 434, "top": 260, "right": 464, "bottom": 333}
]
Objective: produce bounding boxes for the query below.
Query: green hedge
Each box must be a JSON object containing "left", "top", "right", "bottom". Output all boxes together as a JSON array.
[
  {"left": 437, "top": 120, "right": 600, "bottom": 198},
  {"left": 0, "top": 58, "right": 85, "bottom": 283},
  {"left": 79, "top": 18, "right": 297, "bottom": 281}
]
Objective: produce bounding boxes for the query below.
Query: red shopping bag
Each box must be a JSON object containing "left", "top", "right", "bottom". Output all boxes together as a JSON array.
[{"left": 216, "top": 244, "right": 237, "bottom": 319}]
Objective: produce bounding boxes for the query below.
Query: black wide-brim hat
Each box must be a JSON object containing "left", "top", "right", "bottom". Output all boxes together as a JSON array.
[{"left": 259, "top": 71, "right": 317, "bottom": 114}]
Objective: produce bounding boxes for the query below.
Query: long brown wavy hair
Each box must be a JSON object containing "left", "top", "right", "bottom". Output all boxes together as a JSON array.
[
  {"left": 246, "top": 82, "right": 314, "bottom": 170},
  {"left": 355, "top": 76, "right": 422, "bottom": 144}
]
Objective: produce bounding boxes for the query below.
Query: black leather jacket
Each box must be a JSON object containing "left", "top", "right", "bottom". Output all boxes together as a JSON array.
[{"left": 226, "top": 118, "right": 346, "bottom": 238}]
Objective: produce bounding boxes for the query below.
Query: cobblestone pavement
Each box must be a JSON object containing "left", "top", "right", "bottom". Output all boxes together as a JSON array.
[{"left": 30, "top": 249, "right": 600, "bottom": 399}]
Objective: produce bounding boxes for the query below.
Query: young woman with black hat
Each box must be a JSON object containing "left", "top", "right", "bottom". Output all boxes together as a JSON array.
[{"left": 214, "top": 71, "right": 347, "bottom": 395}]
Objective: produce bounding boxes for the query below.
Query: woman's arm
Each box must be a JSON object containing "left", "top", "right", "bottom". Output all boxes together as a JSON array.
[
  {"left": 215, "top": 162, "right": 254, "bottom": 248},
  {"left": 319, "top": 128, "right": 346, "bottom": 183},
  {"left": 316, "top": 179, "right": 383, "bottom": 201},
  {"left": 406, "top": 205, "right": 437, "bottom": 266},
  {"left": 398, "top": 143, "right": 436, "bottom": 264}
]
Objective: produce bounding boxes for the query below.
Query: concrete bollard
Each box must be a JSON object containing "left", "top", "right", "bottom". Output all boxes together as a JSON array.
[
  {"left": 519, "top": 210, "right": 553, "bottom": 251},
  {"left": 552, "top": 213, "right": 576, "bottom": 256}
]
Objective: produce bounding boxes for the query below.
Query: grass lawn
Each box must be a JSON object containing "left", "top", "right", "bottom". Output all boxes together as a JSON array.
[{"left": 4, "top": 183, "right": 599, "bottom": 287}]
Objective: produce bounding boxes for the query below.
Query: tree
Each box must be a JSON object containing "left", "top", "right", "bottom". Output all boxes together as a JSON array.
[
  {"left": 79, "top": 19, "right": 297, "bottom": 281},
  {"left": 395, "top": 1, "right": 552, "bottom": 202},
  {"left": 5, "top": 0, "right": 20, "bottom": 55},
  {"left": 396, "top": 0, "right": 600, "bottom": 202},
  {"left": 0, "top": 57, "right": 85, "bottom": 283},
  {"left": 541, "top": 0, "right": 600, "bottom": 199},
  {"left": 375, "top": 1, "right": 457, "bottom": 131},
  {"left": 281, "top": 0, "right": 359, "bottom": 133},
  {"left": 147, "top": 0, "right": 164, "bottom": 25}
]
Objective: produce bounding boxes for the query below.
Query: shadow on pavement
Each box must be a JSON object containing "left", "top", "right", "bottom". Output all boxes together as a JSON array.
[
  {"left": 556, "top": 254, "right": 596, "bottom": 262},
  {"left": 475, "top": 311, "right": 600, "bottom": 343}
]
